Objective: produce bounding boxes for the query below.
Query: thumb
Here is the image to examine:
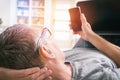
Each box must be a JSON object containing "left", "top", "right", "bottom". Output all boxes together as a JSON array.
[{"left": 81, "top": 13, "right": 87, "bottom": 25}]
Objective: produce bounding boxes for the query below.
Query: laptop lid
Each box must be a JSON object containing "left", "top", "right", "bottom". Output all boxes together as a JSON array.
[{"left": 76, "top": 0, "right": 120, "bottom": 34}]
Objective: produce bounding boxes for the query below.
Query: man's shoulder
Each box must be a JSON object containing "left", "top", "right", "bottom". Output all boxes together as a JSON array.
[
  {"left": 64, "top": 48, "right": 100, "bottom": 61},
  {"left": 64, "top": 48, "right": 99, "bottom": 56}
]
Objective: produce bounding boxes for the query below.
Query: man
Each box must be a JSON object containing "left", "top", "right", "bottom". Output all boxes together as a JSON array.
[
  {"left": 0, "top": 25, "right": 52, "bottom": 80},
  {"left": 0, "top": 13, "right": 120, "bottom": 80}
]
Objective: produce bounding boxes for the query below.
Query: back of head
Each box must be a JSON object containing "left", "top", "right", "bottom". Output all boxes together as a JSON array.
[{"left": 0, "top": 24, "right": 43, "bottom": 69}]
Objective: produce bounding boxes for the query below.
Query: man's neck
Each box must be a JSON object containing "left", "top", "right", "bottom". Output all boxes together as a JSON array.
[{"left": 46, "top": 62, "right": 72, "bottom": 80}]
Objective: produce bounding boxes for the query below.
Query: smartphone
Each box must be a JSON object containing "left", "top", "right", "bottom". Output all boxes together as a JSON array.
[{"left": 69, "top": 7, "right": 82, "bottom": 32}]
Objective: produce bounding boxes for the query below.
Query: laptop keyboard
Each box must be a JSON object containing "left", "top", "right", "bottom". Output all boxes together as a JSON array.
[
  {"left": 84, "top": 34, "right": 120, "bottom": 48},
  {"left": 101, "top": 35, "right": 120, "bottom": 47}
]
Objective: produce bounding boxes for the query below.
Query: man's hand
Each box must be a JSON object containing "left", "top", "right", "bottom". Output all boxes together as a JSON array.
[
  {"left": 0, "top": 67, "right": 52, "bottom": 80},
  {"left": 69, "top": 13, "right": 94, "bottom": 41},
  {"left": 78, "top": 13, "right": 94, "bottom": 41}
]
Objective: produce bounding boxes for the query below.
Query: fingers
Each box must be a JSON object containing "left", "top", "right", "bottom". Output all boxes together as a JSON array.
[
  {"left": 18, "top": 67, "right": 40, "bottom": 77},
  {"left": 87, "top": 22, "right": 91, "bottom": 29},
  {"left": 1, "top": 67, "right": 52, "bottom": 80},
  {"left": 18, "top": 67, "right": 52, "bottom": 80},
  {"left": 44, "top": 76, "right": 52, "bottom": 80},
  {"left": 81, "top": 13, "right": 87, "bottom": 23},
  {"left": 2, "top": 67, "right": 41, "bottom": 79},
  {"left": 81, "top": 13, "right": 91, "bottom": 29},
  {"left": 35, "top": 69, "right": 52, "bottom": 80},
  {"left": 81, "top": 13, "right": 87, "bottom": 24},
  {"left": 25, "top": 67, "right": 52, "bottom": 80}
]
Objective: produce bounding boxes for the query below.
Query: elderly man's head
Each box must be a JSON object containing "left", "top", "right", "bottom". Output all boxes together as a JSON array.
[
  {"left": 0, "top": 24, "right": 69, "bottom": 80},
  {"left": 0, "top": 24, "right": 44, "bottom": 69}
]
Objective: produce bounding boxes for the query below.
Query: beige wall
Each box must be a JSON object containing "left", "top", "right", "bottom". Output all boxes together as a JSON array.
[
  {"left": 0, "top": 0, "right": 11, "bottom": 26},
  {"left": 0, "top": 0, "right": 16, "bottom": 26}
]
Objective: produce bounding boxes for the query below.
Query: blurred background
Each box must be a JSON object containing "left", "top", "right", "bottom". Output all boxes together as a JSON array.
[
  {"left": 0, "top": 0, "right": 85, "bottom": 50},
  {"left": 0, "top": 0, "right": 120, "bottom": 50}
]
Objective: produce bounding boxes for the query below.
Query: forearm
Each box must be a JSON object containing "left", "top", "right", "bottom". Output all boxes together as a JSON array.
[
  {"left": 88, "top": 32, "right": 120, "bottom": 67},
  {"left": 79, "top": 13, "right": 120, "bottom": 67},
  {"left": 0, "top": 68, "right": 6, "bottom": 80}
]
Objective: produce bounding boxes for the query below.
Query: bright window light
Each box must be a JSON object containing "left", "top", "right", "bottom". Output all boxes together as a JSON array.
[
  {"left": 54, "top": 32, "right": 70, "bottom": 40},
  {"left": 55, "top": 11, "right": 70, "bottom": 20},
  {"left": 56, "top": 4, "right": 71, "bottom": 9},
  {"left": 54, "top": 21, "right": 70, "bottom": 31}
]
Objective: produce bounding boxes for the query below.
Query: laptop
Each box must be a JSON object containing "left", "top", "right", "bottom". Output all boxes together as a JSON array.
[{"left": 75, "top": 0, "right": 120, "bottom": 48}]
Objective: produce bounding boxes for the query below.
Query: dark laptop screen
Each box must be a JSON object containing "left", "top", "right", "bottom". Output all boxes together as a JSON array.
[{"left": 77, "top": 0, "right": 120, "bottom": 33}]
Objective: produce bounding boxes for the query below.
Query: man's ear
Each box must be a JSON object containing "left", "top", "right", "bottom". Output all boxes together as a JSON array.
[{"left": 39, "top": 44, "right": 55, "bottom": 59}]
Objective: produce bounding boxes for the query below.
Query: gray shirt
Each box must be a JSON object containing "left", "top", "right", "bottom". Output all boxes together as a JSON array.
[{"left": 64, "top": 48, "right": 120, "bottom": 80}]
